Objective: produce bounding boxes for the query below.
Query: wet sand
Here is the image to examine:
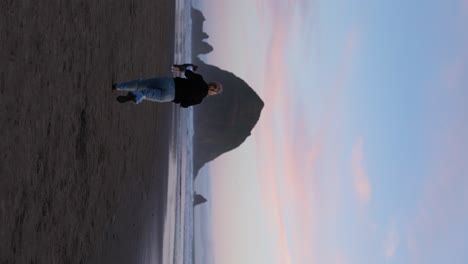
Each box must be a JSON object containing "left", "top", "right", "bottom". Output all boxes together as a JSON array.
[{"left": 0, "top": 1, "right": 175, "bottom": 263}]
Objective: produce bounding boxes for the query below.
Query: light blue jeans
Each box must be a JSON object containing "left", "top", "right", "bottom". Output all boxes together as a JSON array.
[{"left": 115, "top": 77, "right": 175, "bottom": 104}]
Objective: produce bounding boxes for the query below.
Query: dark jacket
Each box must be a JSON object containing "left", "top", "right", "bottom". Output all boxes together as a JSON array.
[{"left": 173, "top": 70, "right": 209, "bottom": 108}]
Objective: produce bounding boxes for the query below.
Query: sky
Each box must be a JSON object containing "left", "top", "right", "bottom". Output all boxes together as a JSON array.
[{"left": 193, "top": 0, "right": 468, "bottom": 263}]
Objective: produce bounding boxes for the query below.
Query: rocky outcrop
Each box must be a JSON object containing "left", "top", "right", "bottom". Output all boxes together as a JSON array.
[
  {"left": 191, "top": 8, "right": 264, "bottom": 177},
  {"left": 191, "top": 58, "right": 264, "bottom": 176},
  {"left": 194, "top": 193, "right": 208, "bottom": 206}
]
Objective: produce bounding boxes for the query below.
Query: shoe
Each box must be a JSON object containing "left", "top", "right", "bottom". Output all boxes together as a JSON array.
[
  {"left": 116, "top": 96, "right": 128, "bottom": 103},
  {"left": 116, "top": 93, "right": 136, "bottom": 103}
]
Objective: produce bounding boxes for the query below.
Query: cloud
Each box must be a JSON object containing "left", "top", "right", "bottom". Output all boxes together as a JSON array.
[
  {"left": 407, "top": 59, "right": 468, "bottom": 263},
  {"left": 351, "top": 138, "right": 371, "bottom": 205},
  {"left": 384, "top": 222, "right": 400, "bottom": 259},
  {"left": 254, "top": 22, "right": 360, "bottom": 263},
  {"left": 442, "top": 57, "right": 466, "bottom": 91},
  {"left": 331, "top": 254, "right": 352, "bottom": 264},
  {"left": 407, "top": 125, "right": 468, "bottom": 263},
  {"left": 463, "top": 0, "right": 468, "bottom": 16},
  {"left": 206, "top": 1, "right": 360, "bottom": 262}
]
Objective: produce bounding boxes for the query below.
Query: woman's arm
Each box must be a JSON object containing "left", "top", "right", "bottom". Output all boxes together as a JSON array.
[{"left": 172, "top": 63, "right": 198, "bottom": 72}]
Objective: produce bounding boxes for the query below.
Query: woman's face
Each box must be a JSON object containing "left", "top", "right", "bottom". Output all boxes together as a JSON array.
[{"left": 208, "top": 86, "right": 218, "bottom": 95}]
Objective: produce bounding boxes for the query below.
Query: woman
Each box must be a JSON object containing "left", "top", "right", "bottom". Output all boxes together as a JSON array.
[{"left": 113, "top": 64, "right": 222, "bottom": 108}]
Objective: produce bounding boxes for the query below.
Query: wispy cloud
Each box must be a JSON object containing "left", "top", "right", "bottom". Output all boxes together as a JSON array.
[
  {"left": 407, "top": 53, "right": 468, "bottom": 262},
  {"left": 384, "top": 222, "right": 400, "bottom": 259},
  {"left": 351, "top": 138, "right": 371, "bottom": 205},
  {"left": 206, "top": 1, "right": 361, "bottom": 262},
  {"left": 331, "top": 254, "right": 352, "bottom": 264},
  {"left": 463, "top": 0, "right": 468, "bottom": 16},
  {"left": 407, "top": 138, "right": 468, "bottom": 263},
  {"left": 254, "top": 18, "right": 361, "bottom": 262},
  {"left": 442, "top": 57, "right": 466, "bottom": 91}
]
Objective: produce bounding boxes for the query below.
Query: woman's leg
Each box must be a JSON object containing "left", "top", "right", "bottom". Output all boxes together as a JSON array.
[
  {"left": 113, "top": 79, "right": 142, "bottom": 91},
  {"left": 115, "top": 77, "right": 175, "bottom": 104},
  {"left": 137, "top": 78, "right": 175, "bottom": 103}
]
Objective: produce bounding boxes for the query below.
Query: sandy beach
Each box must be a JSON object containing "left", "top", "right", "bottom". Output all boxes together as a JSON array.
[{"left": 0, "top": 1, "right": 175, "bottom": 263}]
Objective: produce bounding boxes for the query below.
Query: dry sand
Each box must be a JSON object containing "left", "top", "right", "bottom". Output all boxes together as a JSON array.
[{"left": 1, "top": 1, "right": 175, "bottom": 263}]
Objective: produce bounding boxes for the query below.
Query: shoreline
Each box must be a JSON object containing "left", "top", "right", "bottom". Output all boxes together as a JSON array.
[{"left": 162, "top": 0, "right": 195, "bottom": 263}]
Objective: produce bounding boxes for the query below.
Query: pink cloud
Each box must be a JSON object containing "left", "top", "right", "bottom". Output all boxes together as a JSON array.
[
  {"left": 205, "top": 1, "right": 364, "bottom": 263},
  {"left": 463, "top": 0, "right": 468, "bottom": 16},
  {"left": 405, "top": 19, "right": 468, "bottom": 256},
  {"left": 384, "top": 222, "right": 400, "bottom": 259},
  {"left": 442, "top": 57, "right": 466, "bottom": 91},
  {"left": 407, "top": 124, "right": 468, "bottom": 263},
  {"left": 407, "top": 63, "right": 468, "bottom": 262},
  {"left": 246, "top": 2, "right": 362, "bottom": 263},
  {"left": 351, "top": 138, "right": 371, "bottom": 205},
  {"left": 253, "top": 22, "right": 361, "bottom": 263},
  {"left": 331, "top": 254, "right": 352, "bottom": 264}
]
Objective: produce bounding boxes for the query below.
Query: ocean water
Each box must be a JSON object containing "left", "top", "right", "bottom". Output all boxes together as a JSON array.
[{"left": 162, "top": 0, "right": 194, "bottom": 264}]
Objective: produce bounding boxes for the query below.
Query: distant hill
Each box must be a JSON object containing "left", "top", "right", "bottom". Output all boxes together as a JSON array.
[{"left": 191, "top": 8, "right": 264, "bottom": 177}]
